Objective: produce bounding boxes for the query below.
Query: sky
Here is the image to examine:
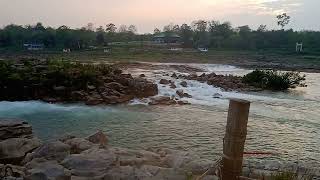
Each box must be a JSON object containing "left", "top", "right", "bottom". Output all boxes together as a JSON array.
[{"left": 0, "top": 0, "right": 319, "bottom": 33}]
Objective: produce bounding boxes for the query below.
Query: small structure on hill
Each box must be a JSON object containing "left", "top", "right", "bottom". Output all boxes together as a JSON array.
[
  {"left": 296, "top": 42, "right": 303, "bottom": 52},
  {"left": 198, "top": 47, "right": 208, "bottom": 52},
  {"left": 153, "top": 33, "right": 181, "bottom": 44},
  {"left": 23, "top": 43, "right": 44, "bottom": 51}
]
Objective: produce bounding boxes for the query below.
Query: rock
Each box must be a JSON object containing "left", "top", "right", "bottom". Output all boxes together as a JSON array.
[
  {"left": 113, "top": 69, "right": 122, "bottom": 75},
  {"left": 61, "top": 148, "right": 115, "bottom": 177},
  {"left": 85, "top": 97, "right": 103, "bottom": 106},
  {"left": 176, "top": 90, "right": 192, "bottom": 98},
  {"left": 0, "top": 119, "right": 33, "bottom": 140},
  {"left": 169, "top": 82, "right": 177, "bottom": 89},
  {"left": 87, "top": 85, "right": 96, "bottom": 91},
  {"left": 25, "top": 159, "right": 71, "bottom": 180},
  {"left": 104, "top": 82, "right": 125, "bottom": 92},
  {"left": 213, "top": 93, "right": 222, "bottom": 98},
  {"left": 86, "top": 131, "right": 108, "bottom": 146},
  {"left": 29, "top": 141, "right": 71, "bottom": 162},
  {"left": 148, "top": 96, "right": 176, "bottom": 105},
  {"left": 177, "top": 100, "right": 190, "bottom": 105},
  {"left": 70, "top": 91, "right": 87, "bottom": 101},
  {"left": 139, "top": 74, "right": 146, "bottom": 78},
  {"left": 159, "top": 79, "right": 170, "bottom": 85},
  {"left": 65, "top": 138, "right": 94, "bottom": 154},
  {"left": 180, "top": 81, "right": 188, "bottom": 87},
  {"left": 0, "top": 164, "right": 26, "bottom": 179},
  {"left": 53, "top": 86, "right": 66, "bottom": 91},
  {"left": 128, "top": 78, "right": 158, "bottom": 98},
  {"left": 171, "top": 73, "right": 178, "bottom": 78},
  {"left": 0, "top": 138, "right": 41, "bottom": 164}
]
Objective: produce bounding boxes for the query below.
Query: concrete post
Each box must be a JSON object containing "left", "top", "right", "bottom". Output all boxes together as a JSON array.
[{"left": 222, "top": 99, "right": 251, "bottom": 180}]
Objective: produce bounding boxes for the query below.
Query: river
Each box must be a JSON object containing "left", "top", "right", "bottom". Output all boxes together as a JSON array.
[{"left": 0, "top": 63, "right": 319, "bottom": 167}]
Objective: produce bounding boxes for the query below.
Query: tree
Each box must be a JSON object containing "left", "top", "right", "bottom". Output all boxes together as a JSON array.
[
  {"left": 96, "top": 26, "right": 105, "bottom": 32},
  {"left": 106, "top": 23, "right": 117, "bottom": 33},
  {"left": 118, "top": 25, "right": 128, "bottom": 33},
  {"left": 257, "top": 25, "right": 267, "bottom": 32},
  {"left": 153, "top": 28, "right": 161, "bottom": 34},
  {"left": 96, "top": 33, "right": 105, "bottom": 46},
  {"left": 277, "top": 13, "right": 290, "bottom": 29},
  {"left": 179, "top": 24, "right": 193, "bottom": 47},
  {"left": 192, "top": 20, "right": 207, "bottom": 32},
  {"left": 86, "top": 23, "right": 94, "bottom": 31},
  {"left": 96, "top": 26, "right": 105, "bottom": 46},
  {"left": 128, "top": 25, "right": 137, "bottom": 34}
]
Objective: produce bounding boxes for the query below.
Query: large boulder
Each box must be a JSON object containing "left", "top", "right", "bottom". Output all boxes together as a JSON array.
[
  {"left": 61, "top": 148, "right": 116, "bottom": 177},
  {"left": 0, "top": 138, "right": 41, "bottom": 164},
  {"left": 86, "top": 131, "right": 108, "bottom": 146},
  {"left": 176, "top": 90, "right": 192, "bottom": 98},
  {"left": 128, "top": 78, "right": 158, "bottom": 98},
  {"left": 65, "top": 138, "right": 94, "bottom": 154},
  {"left": 25, "top": 159, "right": 71, "bottom": 180},
  {"left": 159, "top": 79, "right": 170, "bottom": 85},
  {"left": 28, "top": 141, "right": 71, "bottom": 162},
  {"left": 0, "top": 119, "right": 33, "bottom": 140}
]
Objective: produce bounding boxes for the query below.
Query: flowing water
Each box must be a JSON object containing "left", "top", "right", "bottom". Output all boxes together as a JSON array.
[{"left": 0, "top": 63, "right": 319, "bottom": 166}]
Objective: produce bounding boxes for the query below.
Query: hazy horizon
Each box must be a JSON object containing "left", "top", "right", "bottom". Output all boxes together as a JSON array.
[{"left": 1, "top": 0, "right": 319, "bottom": 33}]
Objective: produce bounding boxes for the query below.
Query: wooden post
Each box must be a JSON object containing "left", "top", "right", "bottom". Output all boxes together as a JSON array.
[{"left": 222, "top": 99, "right": 250, "bottom": 180}]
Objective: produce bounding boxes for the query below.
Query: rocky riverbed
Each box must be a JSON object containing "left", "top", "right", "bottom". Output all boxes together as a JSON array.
[
  {"left": 0, "top": 59, "right": 158, "bottom": 105},
  {"left": 0, "top": 119, "right": 319, "bottom": 180}
]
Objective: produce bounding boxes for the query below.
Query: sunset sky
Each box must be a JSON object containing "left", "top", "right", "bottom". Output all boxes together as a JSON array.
[{"left": 0, "top": 0, "right": 319, "bottom": 33}]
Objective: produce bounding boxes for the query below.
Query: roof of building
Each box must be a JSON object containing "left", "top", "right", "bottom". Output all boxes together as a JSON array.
[{"left": 154, "top": 32, "right": 180, "bottom": 38}]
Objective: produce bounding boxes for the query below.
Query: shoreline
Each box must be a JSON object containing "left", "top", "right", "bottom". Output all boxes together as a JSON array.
[{"left": 0, "top": 119, "right": 319, "bottom": 179}]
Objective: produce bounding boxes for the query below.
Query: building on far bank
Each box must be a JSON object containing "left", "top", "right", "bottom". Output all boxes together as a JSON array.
[
  {"left": 153, "top": 33, "right": 181, "bottom": 44},
  {"left": 23, "top": 43, "right": 44, "bottom": 51}
]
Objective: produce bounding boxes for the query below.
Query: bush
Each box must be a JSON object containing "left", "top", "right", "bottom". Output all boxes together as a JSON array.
[{"left": 242, "top": 69, "right": 306, "bottom": 90}]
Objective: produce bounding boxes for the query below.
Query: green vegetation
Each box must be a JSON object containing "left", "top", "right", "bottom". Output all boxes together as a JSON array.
[
  {"left": 242, "top": 70, "right": 306, "bottom": 90},
  {"left": 0, "top": 59, "right": 115, "bottom": 100},
  {"left": 1, "top": 18, "right": 320, "bottom": 55}
]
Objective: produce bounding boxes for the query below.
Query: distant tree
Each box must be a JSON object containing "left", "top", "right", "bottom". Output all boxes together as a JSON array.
[
  {"left": 277, "top": 13, "right": 290, "bottom": 29},
  {"left": 163, "top": 23, "right": 178, "bottom": 33},
  {"left": 192, "top": 20, "right": 207, "bottom": 32},
  {"left": 86, "top": 23, "right": 94, "bottom": 31},
  {"left": 257, "top": 25, "right": 267, "bottom": 32},
  {"left": 96, "top": 26, "right": 105, "bottom": 46},
  {"left": 128, "top": 25, "right": 137, "bottom": 34},
  {"left": 118, "top": 25, "right": 128, "bottom": 33},
  {"left": 96, "top": 26, "right": 105, "bottom": 32},
  {"left": 179, "top": 24, "right": 193, "bottom": 47},
  {"left": 208, "top": 21, "right": 233, "bottom": 48},
  {"left": 34, "top": 22, "right": 45, "bottom": 31},
  {"left": 153, "top": 28, "right": 161, "bottom": 34},
  {"left": 106, "top": 23, "right": 117, "bottom": 33},
  {"left": 96, "top": 33, "right": 105, "bottom": 46}
]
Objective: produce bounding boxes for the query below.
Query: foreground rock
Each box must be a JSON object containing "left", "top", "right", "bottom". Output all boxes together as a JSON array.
[
  {"left": 0, "top": 119, "right": 41, "bottom": 165},
  {"left": 1, "top": 120, "right": 319, "bottom": 180}
]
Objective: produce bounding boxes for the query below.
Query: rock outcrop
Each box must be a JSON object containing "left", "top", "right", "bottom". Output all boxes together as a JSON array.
[
  {"left": 1, "top": 121, "right": 319, "bottom": 180},
  {"left": 0, "top": 60, "right": 159, "bottom": 105},
  {"left": 180, "top": 73, "right": 261, "bottom": 91},
  {"left": 0, "top": 119, "right": 41, "bottom": 165}
]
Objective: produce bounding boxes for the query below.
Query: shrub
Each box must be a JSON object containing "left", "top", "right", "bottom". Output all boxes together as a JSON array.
[{"left": 242, "top": 69, "right": 306, "bottom": 90}]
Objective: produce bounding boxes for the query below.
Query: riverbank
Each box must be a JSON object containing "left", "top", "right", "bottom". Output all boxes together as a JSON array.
[
  {"left": 1, "top": 119, "right": 319, "bottom": 180},
  {"left": 1, "top": 49, "right": 320, "bottom": 73}
]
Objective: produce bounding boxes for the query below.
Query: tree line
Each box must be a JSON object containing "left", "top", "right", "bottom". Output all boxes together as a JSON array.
[{"left": 1, "top": 14, "right": 320, "bottom": 53}]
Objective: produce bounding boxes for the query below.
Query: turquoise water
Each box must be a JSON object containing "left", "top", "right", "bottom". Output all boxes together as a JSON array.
[{"left": 0, "top": 64, "right": 319, "bottom": 166}]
